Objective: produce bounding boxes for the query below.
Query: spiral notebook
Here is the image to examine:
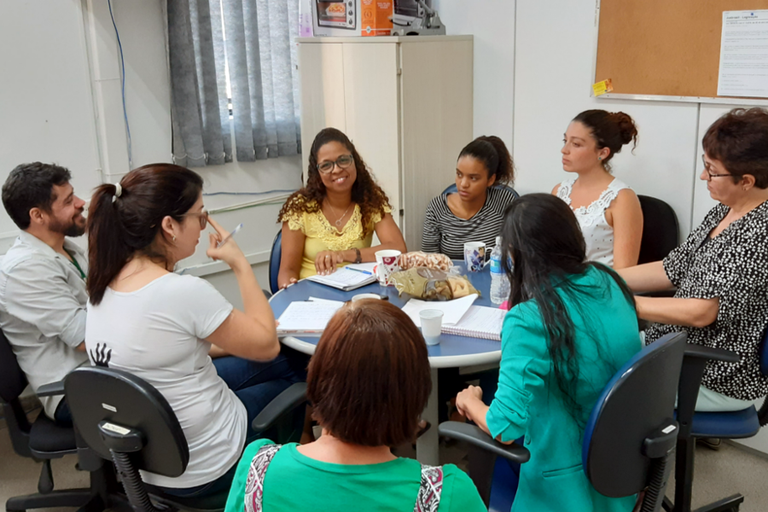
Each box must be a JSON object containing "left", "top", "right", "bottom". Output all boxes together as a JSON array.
[
  {"left": 305, "top": 263, "right": 378, "bottom": 291},
  {"left": 441, "top": 306, "right": 506, "bottom": 341}
]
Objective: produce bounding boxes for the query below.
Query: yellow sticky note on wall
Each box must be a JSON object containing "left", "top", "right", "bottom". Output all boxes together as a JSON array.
[{"left": 592, "top": 79, "right": 614, "bottom": 97}]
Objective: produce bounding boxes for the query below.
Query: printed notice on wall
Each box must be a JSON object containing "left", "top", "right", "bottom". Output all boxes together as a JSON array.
[{"left": 717, "top": 10, "right": 768, "bottom": 98}]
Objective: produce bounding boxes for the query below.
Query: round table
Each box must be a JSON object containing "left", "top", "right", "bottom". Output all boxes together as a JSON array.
[{"left": 269, "top": 261, "right": 503, "bottom": 464}]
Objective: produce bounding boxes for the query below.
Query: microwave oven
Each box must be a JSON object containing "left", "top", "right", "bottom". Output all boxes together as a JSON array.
[{"left": 309, "top": 0, "right": 431, "bottom": 37}]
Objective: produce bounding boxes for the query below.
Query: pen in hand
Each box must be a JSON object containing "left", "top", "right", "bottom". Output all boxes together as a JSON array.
[{"left": 217, "top": 223, "right": 244, "bottom": 248}]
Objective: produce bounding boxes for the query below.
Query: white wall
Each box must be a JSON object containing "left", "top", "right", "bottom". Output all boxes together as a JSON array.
[
  {"left": 433, "top": 0, "right": 515, "bottom": 151},
  {"left": 0, "top": 0, "right": 103, "bottom": 252},
  {"left": 511, "top": 1, "right": 704, "bottom": 235}
]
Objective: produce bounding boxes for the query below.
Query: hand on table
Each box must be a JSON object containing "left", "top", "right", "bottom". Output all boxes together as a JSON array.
[
  {"left": 279, "top": 277, "right": 298, "bottom": 290},
  {"left": 314, "top": 250, "right": 345, "bottom": 276}
]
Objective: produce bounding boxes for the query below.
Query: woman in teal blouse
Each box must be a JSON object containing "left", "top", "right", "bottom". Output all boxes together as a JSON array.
[{"left": 456, "top": 194, "right": 642, "bottom": 512}]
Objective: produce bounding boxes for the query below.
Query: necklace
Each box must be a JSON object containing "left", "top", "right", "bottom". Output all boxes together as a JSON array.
[{"left": 328, "top": 202, "right": 352, "bottom": 228}]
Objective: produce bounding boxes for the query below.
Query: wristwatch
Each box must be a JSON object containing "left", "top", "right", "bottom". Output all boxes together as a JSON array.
[{"left": 353, "top": 248, "right": 362, "bottom": 264}]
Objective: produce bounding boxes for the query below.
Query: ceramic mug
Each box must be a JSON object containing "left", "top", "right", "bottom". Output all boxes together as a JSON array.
[
  {"left": 463, "top": 242, "right": 486, "bottom": 272},
  {"left": 375, "top": 249, "right": 402, "bottom": 285}
]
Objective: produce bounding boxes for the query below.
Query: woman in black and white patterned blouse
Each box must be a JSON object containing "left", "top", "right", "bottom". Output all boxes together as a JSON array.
[
  {"left": 620, "top": 108, "right": 768, "bottom": 412},
  {"left": 422, "top": 136, "right": 516, "bottom": 259}
]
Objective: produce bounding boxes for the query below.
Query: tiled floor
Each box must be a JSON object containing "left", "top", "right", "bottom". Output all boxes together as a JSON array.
[{"left": 3, "top": 409, "right": 768, "bottom": 511}]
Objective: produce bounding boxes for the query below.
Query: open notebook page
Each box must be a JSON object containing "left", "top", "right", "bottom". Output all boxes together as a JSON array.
[{"left": 276, "top": 299, "right": 345, "bottom": 335}]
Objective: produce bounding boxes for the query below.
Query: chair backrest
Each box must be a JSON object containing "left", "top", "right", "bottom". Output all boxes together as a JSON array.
[
  {"left": 0, "top": 329, "right": 27, "bottom": 404},
  {"left": 0, "top": 329, "right": 33, "bottom": 457},
  {"left": 269, "top": 230, "right": 282, "bottom": 294},
  {"left": 583, "top": 332, "right": 687, "bottom": 498},
  {"left": 638, "top": 195, "right": 679, "bottom": 264},
  {"left": 442, "top": 183, "right": 520, "bottom": 198},
  {"left": 65, "top": 366, "right": 189, "bottom": 477}
]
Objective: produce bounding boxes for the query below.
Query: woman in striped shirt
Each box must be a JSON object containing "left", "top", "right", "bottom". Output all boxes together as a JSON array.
[{"left": 422, "top": 136, "right": 516, "bottom": 259}]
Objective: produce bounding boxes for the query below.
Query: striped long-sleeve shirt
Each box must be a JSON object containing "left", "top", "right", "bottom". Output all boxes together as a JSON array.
[{"left": 421, "top": 186, "right": 517, "bottom": 259}]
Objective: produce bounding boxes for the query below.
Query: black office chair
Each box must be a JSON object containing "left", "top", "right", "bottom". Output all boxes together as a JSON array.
[
  {"left": 0, "top": 330, "right": 112, "bottom": 512},
  {"left": 638, "top": 195, "right": 679, "bottom": 264},
  {"left": 439, "top": 332, "right": 687, "bottom": 511},
  {"left": 667, "top": 329, "right": 768, "bottom": 512},
  {"left": 269, "top": 230, "right": 282, "bottom": 294},
  {"left": 65, "top": 365, "right": 307, "bottom": 512}
]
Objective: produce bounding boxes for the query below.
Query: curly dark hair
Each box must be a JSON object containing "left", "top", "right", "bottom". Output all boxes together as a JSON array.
[{"left": 278, "top": 128, "right": 390, "bottom": 236}]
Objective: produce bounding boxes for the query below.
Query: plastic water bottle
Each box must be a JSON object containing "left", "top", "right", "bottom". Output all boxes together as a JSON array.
[{"left": 490, "top": 236, "right": 510, "bottom": 305}]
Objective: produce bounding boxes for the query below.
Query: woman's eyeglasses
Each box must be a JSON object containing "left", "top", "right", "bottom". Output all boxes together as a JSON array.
[
  {"left": 184, "top": 210, "right": 209, "bottom": 229},
  {"left": 317, "top": 154, "right": 354, "bottom": 174},
  {"left": 702, "top": 155, "right": 731, "bottom": 181}
]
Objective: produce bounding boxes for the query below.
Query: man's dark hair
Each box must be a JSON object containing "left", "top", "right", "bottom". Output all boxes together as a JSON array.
[{"left": 2, "top": 162, "right": 72, "bottom": 230}]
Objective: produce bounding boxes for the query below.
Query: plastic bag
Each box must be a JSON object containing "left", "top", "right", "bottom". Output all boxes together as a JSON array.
[
  {"left": 389, "top": 267, "right": 479, "bottom": 301},
  {"left": 398, "top": 251, "right": 453, "bottom": 271}
]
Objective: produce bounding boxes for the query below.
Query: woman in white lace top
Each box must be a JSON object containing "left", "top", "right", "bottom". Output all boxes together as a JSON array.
[{"left": 553, "top": 110, "right": 644, "bottom": 268}]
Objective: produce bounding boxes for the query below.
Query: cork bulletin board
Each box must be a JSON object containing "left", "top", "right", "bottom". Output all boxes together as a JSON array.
[{"left": 595, "top": 0, "right": 768, "bottom": 99}]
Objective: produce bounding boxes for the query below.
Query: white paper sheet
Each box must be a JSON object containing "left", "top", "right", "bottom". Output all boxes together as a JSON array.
[
  {"left": 401, "top": 295, "right": 478, "bottom": 327},
  {"left": 717, "top": 10, "right": 768, "bottom": 98},
  {"left": 276, "top": 299, "right": 345, "bottom": 334}
]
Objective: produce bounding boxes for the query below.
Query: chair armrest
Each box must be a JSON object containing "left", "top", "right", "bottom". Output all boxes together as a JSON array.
[
  {"left": 252, "top": 382, "right": 307, "bottom": 435},
  {"left": 683, "top": 344, "right": 740, "bottom": 363},
  {"left": 36, "top": 380, "right": 65, "bottom": 397},
  {"left": 635, "top": 289, "right": 678, "bottom": 298},
  {"left": 437, "top": 421, "right": 530, "bottom": 463},
  {"left": 757, "top": 396, "right": 768, "bottom": 428},
  {"left": 677, "top": 345, "right": 741, "bottom": 433}
]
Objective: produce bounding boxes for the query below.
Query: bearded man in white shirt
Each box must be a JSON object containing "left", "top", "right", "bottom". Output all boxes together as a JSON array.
[{"left": 0, "top": 162, "right": 89, "bottom": 426}]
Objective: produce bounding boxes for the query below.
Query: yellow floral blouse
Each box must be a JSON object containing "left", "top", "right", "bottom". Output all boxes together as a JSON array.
[{"left": 282, "top": 197, "right": 392, "bottom": 279}]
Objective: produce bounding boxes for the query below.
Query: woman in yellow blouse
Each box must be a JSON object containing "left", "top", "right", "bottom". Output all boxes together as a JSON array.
[{"left": 277, "top": 128, "right": 406, "bottom": 288}]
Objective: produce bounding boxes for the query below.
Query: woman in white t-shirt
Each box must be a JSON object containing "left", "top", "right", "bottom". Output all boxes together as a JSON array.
[
  {"left": 553, "top": 110, "right": 644, "bottom": 269},
  {"left": 84, "top": 164, "right": 303, "bottom": 497}
]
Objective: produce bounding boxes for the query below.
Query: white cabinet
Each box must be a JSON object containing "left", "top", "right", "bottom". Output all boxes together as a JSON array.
[{"left": 297, "top": 36, "right": 473, "bottom": 251}]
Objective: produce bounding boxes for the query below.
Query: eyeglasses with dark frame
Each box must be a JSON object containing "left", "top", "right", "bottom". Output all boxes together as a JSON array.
[
  {"left": 702, "top": 155, "right": 732, "bottom": 181},
  {"left": 183, "top": 209, "right": 209, "bottom": 229},
  {"left": 317, "top": 154, "right": 354, "bottom": 175}
]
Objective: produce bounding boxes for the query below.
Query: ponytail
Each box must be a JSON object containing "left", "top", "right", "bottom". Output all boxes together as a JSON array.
[
  {"left": 458, "top": 135, "right": 515, "bottom": 186},
  {"left": 87, "top": 183, "right": 133, "bottom": 305},
  {"left": 86, "top": 164, "right": 204, "bottom": 305}
]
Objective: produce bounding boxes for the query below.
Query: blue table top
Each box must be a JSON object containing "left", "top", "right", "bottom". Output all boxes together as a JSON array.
[{"left": 269, "top": 261, "right": 503, "bottom": 368}]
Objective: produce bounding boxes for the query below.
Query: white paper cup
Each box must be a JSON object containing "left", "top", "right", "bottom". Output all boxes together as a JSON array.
[
  {"left": 375, "top": 249, "right": 402, "bottom": 285},
  {"left": 351, "top": 293, "right": 382, "bottom": 302},
  {"left": 464, "top": 242, "right": 486, "bottom": 272},
  {"left": 419, "top": 309, "right": 443, "bottom": 346}
]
